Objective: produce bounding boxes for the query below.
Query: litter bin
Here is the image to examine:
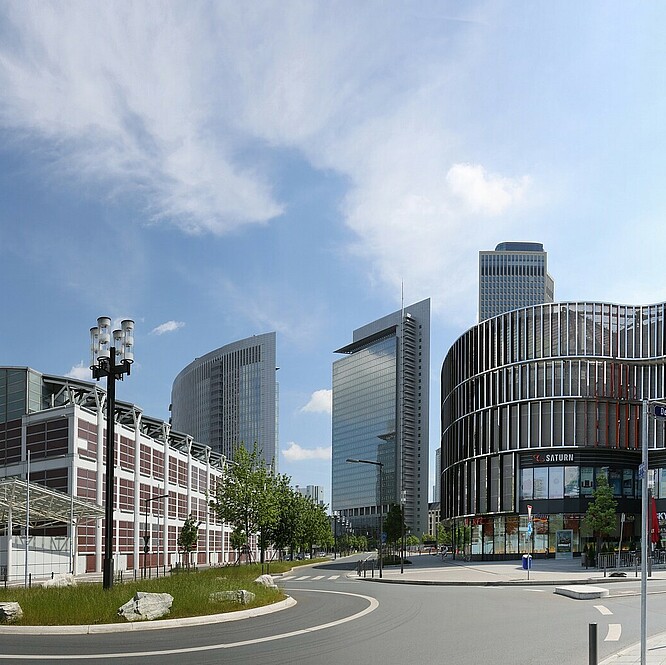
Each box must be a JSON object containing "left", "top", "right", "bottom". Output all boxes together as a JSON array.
[{"left": 522, "top": 554, "right": 532, "bottom": 570}]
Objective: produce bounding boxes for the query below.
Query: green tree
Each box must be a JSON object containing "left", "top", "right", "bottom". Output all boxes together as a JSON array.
[
  {"left": 584, "top": 472, "right": 618, "bottom": 556},
  {"left": 177, "top": 514, "right": 200, "bottom": 568},
  {"left": 210, "top": 443, "right": 280, "bottom": 564},
  {"left": 384, "top": 504, "right": 405, "bottom": 554}
]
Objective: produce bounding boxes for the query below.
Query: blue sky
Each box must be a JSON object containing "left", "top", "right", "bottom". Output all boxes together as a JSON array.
[{"left": 2, "top": 2, "right": 666, "bottom": 505}]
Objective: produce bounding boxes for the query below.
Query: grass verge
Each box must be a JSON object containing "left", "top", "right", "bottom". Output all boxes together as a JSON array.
[{"left": 0, "top": 560, "right": 324, "bottom": 626}]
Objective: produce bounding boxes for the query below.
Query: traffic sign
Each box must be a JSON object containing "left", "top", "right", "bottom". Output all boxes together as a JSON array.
[{"left": 653, "top": 403, "right": 666, "bottom": 419}]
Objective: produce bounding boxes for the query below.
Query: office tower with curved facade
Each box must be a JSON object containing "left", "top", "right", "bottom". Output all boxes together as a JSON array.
[
  {"left": 170, "top": 333, "right": 278, "bottom": 469},
  {"left": 441, "top": 302, "right": 666, "bottom": 559}
]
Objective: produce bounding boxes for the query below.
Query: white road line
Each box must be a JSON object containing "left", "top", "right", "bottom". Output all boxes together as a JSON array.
[
  {"left": 328, "top": 575, "right": 340, "bottom": 580},
  {"left": 524, "top": 589, "right": 545, "bottom": 593},
  {"left": 312, "top": 576, "right": 325, "bottom": 580},
  {"left": 295, "top": 575, "right": 310, "bottom": 580},
  {"left": 594, "top": 605, "right": 613, "bottom": 616},
  {"left": 0, "top": 589, "right": 379, "bottom": 660},
  {"left": 605, "top": 624, "right": 622, "bottom": 641},
  {"left": 282, "top": 576, "right": 295, "bottom": 580}
]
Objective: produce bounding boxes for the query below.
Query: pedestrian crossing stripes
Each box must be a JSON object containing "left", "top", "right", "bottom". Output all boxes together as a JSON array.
[{"left": 281, "top": 574, "right": 344, "bottom": 582}]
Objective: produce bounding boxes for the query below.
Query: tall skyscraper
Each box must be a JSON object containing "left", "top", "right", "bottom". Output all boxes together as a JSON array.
[
  {"left": 295, "top": 485, "right": 325, "bottom": 507},
  {"left": 331, "top": 299, "right": 430, "bottom": 538},
  {"left": 170, "top": 332, "right": 278, "bottom": 468},
  {"left": 478, "top": 241, "right": 554, "bottom": 321}
]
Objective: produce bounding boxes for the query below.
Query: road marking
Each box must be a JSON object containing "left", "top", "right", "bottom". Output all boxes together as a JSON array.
[
  {"left": 312, "top": 575, "right": 325, "bottom": 580},
  {"left": 282, "top": 576, "right": 295, "bottom": 580},
  {"left": 594, "top": 605, "right": 613, "bottom": 616},
  {"left": 605, "top": 624, "right": 622, "bottom": 641},
  {"left": 0, "top": 589, "right": 379, "bottom": 660},
  {"left": 524, "top": 589, "right": 545, "bottom": 593},
  {"left": 294, "top": 575, "right": 310, "bottom": 580},
  {"left": 328, "top": 575, "right": 340, "bottom": 580}
]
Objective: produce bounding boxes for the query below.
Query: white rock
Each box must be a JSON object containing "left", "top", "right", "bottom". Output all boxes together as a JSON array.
[
  {"left": 118, "top": 592, "right": 173, "bottom": 621},
  {"left": 42, "top": 573, "right": 77, "bottom": 588},
  {"left": 0, "top": 602, "right": 22, "bottom": 623},
  {"left": 254, "top": 574, "right": 277, "bottom": 589}
]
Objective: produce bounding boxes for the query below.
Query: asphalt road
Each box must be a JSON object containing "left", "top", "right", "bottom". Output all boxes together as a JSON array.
[{"left": 4, "top": 558, "right": 666, "bottom": 664}]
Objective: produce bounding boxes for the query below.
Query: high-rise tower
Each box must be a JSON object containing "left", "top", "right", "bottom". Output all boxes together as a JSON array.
[
  {"left": 170, "top": 332, "right": 278, "bottom": 468},
  {"left": 331, "top": 299, "right": 430, "bottom": 538},
  {"left": 479, "top": 242, "right": 554, "bottom": 321}
]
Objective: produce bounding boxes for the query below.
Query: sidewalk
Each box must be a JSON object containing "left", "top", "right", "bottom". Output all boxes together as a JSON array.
[{"left": 352, "top": 552, "right": 666, "bottom": 664}]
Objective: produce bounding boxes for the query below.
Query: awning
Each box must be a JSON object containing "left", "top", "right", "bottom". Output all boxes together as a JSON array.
[{"left": 0, "top": 477, "right": 104, "bottom": 528}]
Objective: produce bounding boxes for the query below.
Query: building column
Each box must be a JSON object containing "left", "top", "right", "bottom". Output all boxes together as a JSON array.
[
  {"left": 132, "top": 409, "right": 142, "bottom": 574},
  {"left": 95, "top": 391, "right": 106, "bottom": 574},
  {"left": 205, "top": 447, "right": 211, "bottom": 565},
  {"left": 7, "top": 505, "right": 12, "bottom": 582},
  {"left": 162, "top": 425, "right": 170, "bottom": 567}
]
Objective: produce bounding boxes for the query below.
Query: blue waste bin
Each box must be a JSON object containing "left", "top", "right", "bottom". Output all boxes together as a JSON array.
[{"left": 522, "top": 554, "right": 532, "bottom": 570}]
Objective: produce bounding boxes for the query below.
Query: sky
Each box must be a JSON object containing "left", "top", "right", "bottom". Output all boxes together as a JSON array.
[{"left": 2, "top": 2, "right": 666, "bottom": 506}]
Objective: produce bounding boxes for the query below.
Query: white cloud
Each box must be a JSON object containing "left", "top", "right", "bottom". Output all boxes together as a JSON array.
[
  {"left": 446, "top": 163, "right": 530, "bottom": 216},
  {"left": 66, "top": 362, "right": 91, "bottom": 380},
  {"left": 0, "top": 3, "right": 282, "bottom": 236},
  {"left": 301, "top": 389, "right": 332, "bottom": 415},
  {"left": 0, "top": 3, "right": 532, "bottom": 320},
  {"left": 282, "top": 442, "right": 331, "bottom": 462},
  {"left": 151, "top": 320, "right": 186, "bottom": 336}
]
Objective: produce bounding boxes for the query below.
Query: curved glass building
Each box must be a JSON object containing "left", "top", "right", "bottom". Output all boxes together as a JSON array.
[
  {"left": 441, "top": 302, "right": 666, "bottom": 559},
  {"left": 170, "top": 333, "right": 278, "bottom": 468}
]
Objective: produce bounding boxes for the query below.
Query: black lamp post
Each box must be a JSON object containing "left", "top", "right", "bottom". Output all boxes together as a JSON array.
[
  {"left": 346, "top": 458, "right": 383, "bottom": 578},
  {"left": 400, "top": 490, "right": 406, "bottom": 574},
  {"left": 333, "top": 511, "right": 338, "bottom": 560},
  {"left": 90, "top": 317, "right": 134, "bottom": 590}
]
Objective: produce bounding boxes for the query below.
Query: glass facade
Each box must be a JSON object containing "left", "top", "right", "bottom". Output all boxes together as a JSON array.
[
  {"left": 332, "top": 299, "right": 430, "bottom": 537},
  {"left": 171, "top": 333, "right": 278, "bottom": 468},
  {"left": 441, "top": 301, "right": 666, "bottom": 558}
]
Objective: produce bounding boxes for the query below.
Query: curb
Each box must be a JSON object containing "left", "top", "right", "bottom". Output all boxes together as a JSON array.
[
  {"left": 0, "top": 596, "right": 296, "bottom": 635},
  {"left": 351, "top": 575, "right": 646, "bottom": 587}
]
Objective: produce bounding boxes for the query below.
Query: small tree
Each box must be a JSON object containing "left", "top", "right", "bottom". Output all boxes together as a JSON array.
[
  {"left": 384, "top": 504, "right": 405, "bottom": 555},
  {"left": 584, "top": 472, "right": 617, "bottom": 559},
  {"left": 178, "top": 514, "right": 200, "bottom": 568}
]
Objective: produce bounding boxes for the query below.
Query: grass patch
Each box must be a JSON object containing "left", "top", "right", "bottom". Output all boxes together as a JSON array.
[{"left": 0, "top": 562, "right": 326, "bottom": 626}]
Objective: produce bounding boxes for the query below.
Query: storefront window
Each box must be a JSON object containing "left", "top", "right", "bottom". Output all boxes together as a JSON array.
[
  {"left": 549, "top": 514, "right": 564, "bottom": 554},
  {"left": 581, "top": 467, "right": 594, "bottom": 496},
  {"left": 623, "top": 469, "right": 634, "bottom": 498},
  {"left": 608, "top": 469, "right": 622, "bottom": 497},
  {"left": 483, "top": 518, "right": 494, "bottom": 555},
  {"left": 494, "top": 516, "right": 505, "bottom": 555},
  {"left": 520, "top": 467, "right": 534, "bottom": 500},
  {"left": 563, "top": 514, "right": 580, "bottom": 553},
  {"left": 471, "top": 523, "right": 482, "bottom": 555},
  {"left": 564, "top": 466, "right": 579, "bottom": 497},
  {"left": 549, "top": 466, "right": 564, "bottom": 499},
  {"left": 534, "top": 467, "right": 548, "bottom": 499},
  {"left": 656, "top": 469, "right": 666, "bottom": 499},
  {"left": 506, "top": 516, "right": 520, "bottom": 554},
  {"left": 534, "top": 516, "right": 548, "bottom": 553}
]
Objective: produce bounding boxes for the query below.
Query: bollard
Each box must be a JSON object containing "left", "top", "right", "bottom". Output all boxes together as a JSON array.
[
  {"left": 29, "top": 573, "right": 32, "bottom": 588},
  {"left": 589, "top": 623, "right": 597, "bottom": 665}
]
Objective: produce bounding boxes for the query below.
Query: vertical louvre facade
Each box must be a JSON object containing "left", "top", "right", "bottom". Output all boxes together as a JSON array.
[
  {"left": 170, "top": 333, "right": 278, "bottom": 468},
  {"left": 332, "top": 299, "right": 430, "bottom": 538},
  {"left": 441, "top": 302, "right": 666, "bottom": 559}
]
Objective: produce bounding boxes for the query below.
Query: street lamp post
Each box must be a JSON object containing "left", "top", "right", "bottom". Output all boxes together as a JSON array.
[
  {"left": 346, "top": 458, "right": 383, "bottom": 578},
  {"left": 400, "top": 490, "right": 406, "bottom": 574},
  {"left": 143, "top": 494, "right": 168, "bottom": 578},
  {"left": 333, "top": 511, "right": 338, "bottom": 560},
  {"left": 90, "top": 317, "right": 134, "bottom": 590}
]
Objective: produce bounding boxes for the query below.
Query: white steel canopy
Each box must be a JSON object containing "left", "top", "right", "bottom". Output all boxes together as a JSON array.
[{"left": 0, "top": 478, "right": 104, "bottom": 528}]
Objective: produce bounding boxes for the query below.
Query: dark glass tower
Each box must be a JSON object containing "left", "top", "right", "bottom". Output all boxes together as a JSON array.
[{"left": 331, "top": 299, "right": 430, "bottom": 538}]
